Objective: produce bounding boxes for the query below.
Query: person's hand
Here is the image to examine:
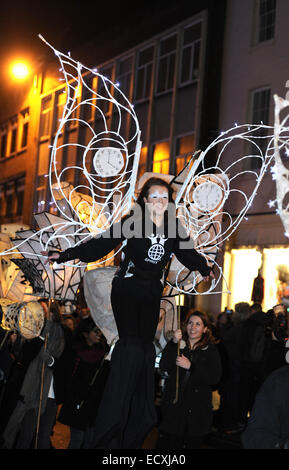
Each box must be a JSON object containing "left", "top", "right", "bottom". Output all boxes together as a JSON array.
[
  {"left": 40, "top": 348, "right": 54, "bottom": 366},
  {"left": 176, "top": 354, "right": 191, "bottom": 370},
  {"left": 202, "top": 270, "right": 215, "bottom": 283},
  {"left": 173, "top": 329, "right": 182, "bottom": 344},
  {"left": 40, "top": 250, "right": 60, "bottom": 265}
]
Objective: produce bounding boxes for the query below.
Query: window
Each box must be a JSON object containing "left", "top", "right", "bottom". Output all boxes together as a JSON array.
[
  {"left": 137, "top": 146, "right": 148, "bottom": 179},
  {"left": 135, "top": 46, "right": 154, "bottom": 101},
  {"left": 40, "top": 96, "right": 52, "bottom": 137},
  {"left": 67, "top": 85, "right": 81, "bottom": 128},
  {"left": 16, "top": 177, "right": 25, "bottom": 216},
  {"left": 82, "top": 76, "right": 96, "bottom": 122},
  {"left": 0, "top": 184, "right": 4, "bottom": 217},
  {"left": 0, "top": 176, "right": 25, "bottom": 221},
  {"left": 54, "top": 90, "right": 66, "bottom": 132},
  {"left": 175, "top": 134, "right": 195, "bottom": 175},
  {"left": 10, "top": 127, "right": 17, "bottom": 154},
  {"left": 257, "top": 0, "right": 276, "bottom": 43},
  {"left": 180, "top": 22, "right": 202, "bottom": 84},
  {"left": 152, "top": 141, "right": 170, "bottom": 174},
  {"left": 0, "top": 128, "right": 7, "bottom": 159},
  {"left": 97, "top": 66, "right": 113, "bottom": 116},
  {"left": 249, "top": 88, "right": 271, "bottom": 167},
  {"left": 20, "top": 108, "right": 29, "bottom": 149},
  {"left": 156, "top": 35, "right": 177, "bottom": 94},
  {"left": 36, "top": 187, "right": 46, "bottom": 213},
  {"left": 116, "top": 56, "right": 133, "bottom": 99},
  {"left": 21, "top": 122, "right": 29, "bottom": 148},
  {"left": 5, "top": 182, "right": 14, "bottom": 217}
]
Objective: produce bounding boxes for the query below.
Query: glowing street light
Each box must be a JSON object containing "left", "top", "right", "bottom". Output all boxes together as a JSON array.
[{"left": 11, "top": 61, "right": 30, "bottom": 80}]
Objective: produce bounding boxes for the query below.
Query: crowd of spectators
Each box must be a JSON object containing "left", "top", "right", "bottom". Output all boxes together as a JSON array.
[{"left": 0, "top": 297, "right": 288, "bottom": 449}]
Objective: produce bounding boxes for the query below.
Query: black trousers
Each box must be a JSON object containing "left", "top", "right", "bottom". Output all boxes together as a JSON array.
[
  {"left": 88, "top": 276, "right": 162, "bottom": 449},
  {"left": 111, "top": 276, "right": 163, "bottom": 343}
]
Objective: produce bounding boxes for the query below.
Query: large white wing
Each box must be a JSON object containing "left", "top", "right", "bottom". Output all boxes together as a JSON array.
[
  {"left": 39, "top": 36, "right": 141, "bottom": 248},
  {"left": 272, "top": 94, "right": 289, "bottom": 237},
  {"left": 170, "top": 123, "right": 277, "bottom": 295}
]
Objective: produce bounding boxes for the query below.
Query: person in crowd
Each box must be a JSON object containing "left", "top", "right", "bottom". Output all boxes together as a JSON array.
[
  {"left": 61, "top": 315, "right": 77, "bottom": 333},
  {"left": 251, "top": 269, "right": 264, "bottom": 305},
  {"left": 0, "top": 329, "right": 24, "bottom": 438},
  {"left": 42, "top": 177, "right": 214, "bottom": 449},
  {"left": 157, "top": 310, "right": 222, "bottom": 449},
  {"left": 216, "top": 309, "right": 234, "bottom": 339},
  {"left": 242, "top": 364, "right": 289, "bottom": 449},
  {"left": 216, "top": 302, "right": 250, "bottom": 433},
  {"left": 259, "top": 304, "right": 288, "bottom": 380},
  {"left": 237, "top": 302, "right": 272, "bottom": 428},
  {"left": 2, "top": 300, "right": 65, "bottom": 449},
  {"left": 57, "top": 317, "right": 110, "bottom": 449}
]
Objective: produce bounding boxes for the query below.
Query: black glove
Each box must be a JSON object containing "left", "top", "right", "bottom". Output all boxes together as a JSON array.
[{"left": 40, "top": 348, "right": 54, "bottom": 367}]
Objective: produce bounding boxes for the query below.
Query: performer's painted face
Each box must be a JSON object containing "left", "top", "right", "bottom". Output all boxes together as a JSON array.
[
  {"left": 186, "top": 315, "right": 207, "bottom": 342},
  {"left": 144, "top": 185, "right": 169, "bottom": 216}
]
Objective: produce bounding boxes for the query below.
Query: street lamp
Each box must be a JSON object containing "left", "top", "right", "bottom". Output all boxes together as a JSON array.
[{"left": 10, "top": 61, "right": 30, "bottom": 80}]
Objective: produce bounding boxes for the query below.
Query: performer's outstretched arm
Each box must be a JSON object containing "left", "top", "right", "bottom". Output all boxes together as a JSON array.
[
  {"left": 173, "top": 222, "right": 213, "bottom": 279},
  {"left": 43, "top": 221, "right": 124, "bottom": 264}
]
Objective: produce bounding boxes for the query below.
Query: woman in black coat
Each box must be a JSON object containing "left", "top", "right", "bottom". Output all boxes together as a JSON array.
[{"left": 157, "top": 310, "right": 222, "bottom": 449}]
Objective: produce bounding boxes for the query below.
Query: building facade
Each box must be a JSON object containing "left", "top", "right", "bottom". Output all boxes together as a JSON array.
[{"left": 215, "top": 0, "right": 289, "bottom": 314}]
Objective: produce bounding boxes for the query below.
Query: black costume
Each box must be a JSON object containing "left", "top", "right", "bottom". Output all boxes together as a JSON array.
[
  {"left": 54, "top": 214, "right": 211, "bottom": 448},
  {"left": 158, "top": 340, "right": 222, "bottom": 448},
  {"left": 242, "top": 365, "right": 289, "bottom": 449}
]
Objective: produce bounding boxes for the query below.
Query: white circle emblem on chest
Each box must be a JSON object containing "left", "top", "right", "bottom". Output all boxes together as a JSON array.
[{"left": 148, "top": 244, "right": 165, "bottom": 261}]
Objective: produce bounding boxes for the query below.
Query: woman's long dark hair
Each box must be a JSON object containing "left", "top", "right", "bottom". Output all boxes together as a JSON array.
[{"left": 182, "top": 310, "right": 218, "bottom": 350}]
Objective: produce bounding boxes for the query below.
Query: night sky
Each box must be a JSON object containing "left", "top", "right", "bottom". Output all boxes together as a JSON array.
[
  {"left": 0, "top": 0, "right": 166, "bottom": 107},
  {"left": 0, "top": 0, "right": 208, "bottom": 68},
  {"left": 0, "top": 1, "right": 177, "bottom": 61}
]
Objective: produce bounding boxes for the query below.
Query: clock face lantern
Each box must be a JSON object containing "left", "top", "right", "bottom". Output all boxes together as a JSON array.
[
  {"left": 192, "top": 181, "right": 223, "bottom": 212},
  {"left": 93, "top": 147, "right": 124, "bottom": 177}
]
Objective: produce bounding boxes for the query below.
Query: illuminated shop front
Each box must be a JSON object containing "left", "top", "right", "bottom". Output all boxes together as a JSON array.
[
  {"left": 219, "top": 212, "right": 289, "bottom": 313},
  {"left": 221, "top": 246, "right": 289, "bottom": 313}
]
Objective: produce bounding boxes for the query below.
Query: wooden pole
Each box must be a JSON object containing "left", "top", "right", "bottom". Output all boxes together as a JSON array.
[
  {"left": 173, "top": 295, "right": 181, "bottom": 404},
  {"left": 34, "top": 297, "right": 52, "bottom": 449}
]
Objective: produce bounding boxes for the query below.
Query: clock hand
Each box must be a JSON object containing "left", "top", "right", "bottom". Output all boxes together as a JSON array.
[{"left": 108, "top": 162, "right": 119, "bottom": 171}]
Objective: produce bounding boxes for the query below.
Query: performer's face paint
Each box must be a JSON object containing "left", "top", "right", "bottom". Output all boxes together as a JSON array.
[
  {"left": 186, "top": 315, "right": 207, "bottom": 343},
  {"left": 144, "top": 185, "right": 169, "bottom": 216}
]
